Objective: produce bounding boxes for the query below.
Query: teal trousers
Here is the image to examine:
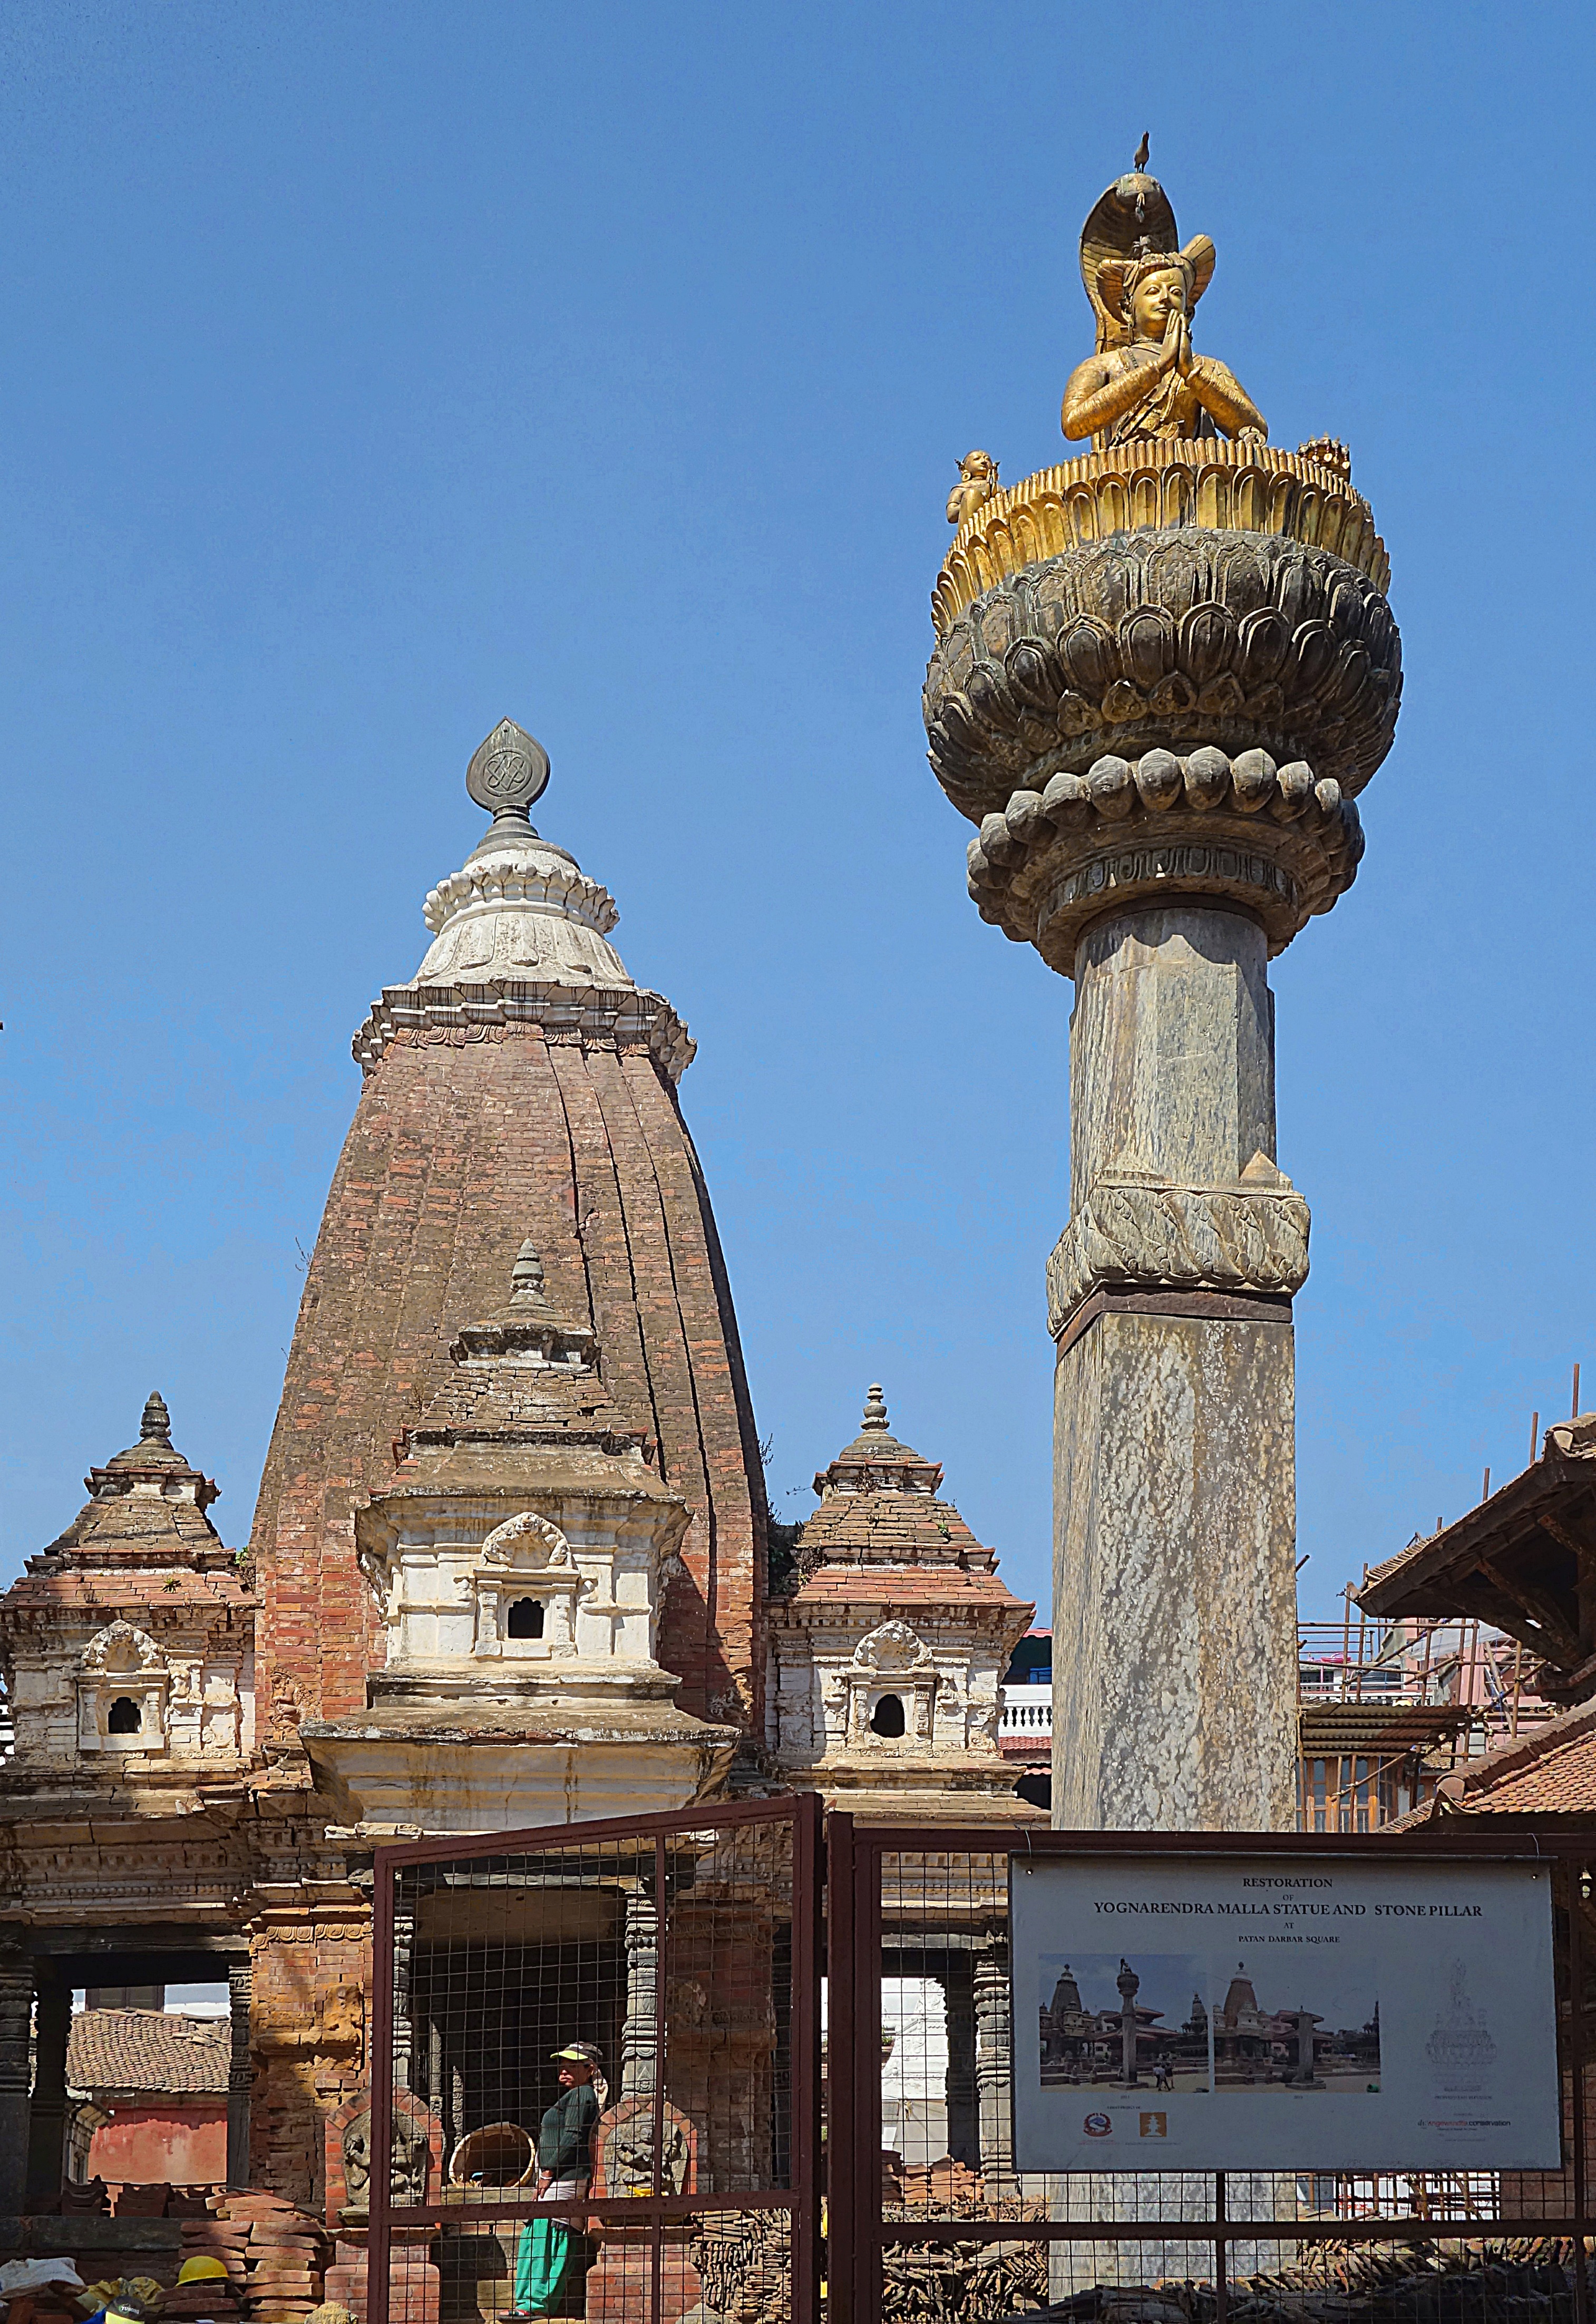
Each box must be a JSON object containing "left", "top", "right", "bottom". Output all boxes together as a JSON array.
[{"left": 513, "top": 2214, "right": 572, "bottom": 2316}]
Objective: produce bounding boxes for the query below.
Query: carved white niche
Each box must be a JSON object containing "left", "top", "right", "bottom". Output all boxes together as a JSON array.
[
  {"left": 471, "top": 1510, "right": 588, "bottom": 1659},
  {"left": 77, "top": 1621, "right": 169, "bottom": 1754},
  {"left": 846, "top": 1619, "right": 935, "bottom": 1745}
]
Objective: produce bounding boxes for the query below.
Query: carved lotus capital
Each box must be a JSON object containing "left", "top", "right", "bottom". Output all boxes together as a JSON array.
[
  {"left": 923, "top": 473, "right": 1400, "bottom": 969},
  {"left": 968, "top": 743, "right": 1362, "bottom": 971},
  {"left": 1046, "top": 1161, "right": 1311, "bottom": 1338}
]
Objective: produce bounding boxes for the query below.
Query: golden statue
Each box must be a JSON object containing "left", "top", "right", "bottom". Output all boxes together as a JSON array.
[
  {"left": 946, "top": 449, "right": 999, "bottom": 528},
  {"left": 1061, "top": 146, "right": 1267, "bottom": 450}
]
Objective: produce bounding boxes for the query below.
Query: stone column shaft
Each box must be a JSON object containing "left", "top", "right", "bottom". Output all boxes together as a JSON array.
[
  {"left": 1051, "top": 906, "right": 1301, "bottom": 1832},
  {"left": 25, "top": 1964, "right": 70, "bottom": 2207},
  {"left": 0, "top": 1952, "right": 31, "bottom": 2215},
  {"left": 941, "top": 1955, "right": 977, "bottom": 2168}
]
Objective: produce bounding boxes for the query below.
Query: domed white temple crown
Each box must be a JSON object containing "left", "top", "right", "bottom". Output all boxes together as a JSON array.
[{"left": 353, "top": 717, "right": 694, "bottom": 1079}]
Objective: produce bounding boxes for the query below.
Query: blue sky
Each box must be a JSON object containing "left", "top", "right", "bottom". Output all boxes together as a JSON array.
[{"left": 2, "top": 3, "right": 1593, "bottom": 1628}]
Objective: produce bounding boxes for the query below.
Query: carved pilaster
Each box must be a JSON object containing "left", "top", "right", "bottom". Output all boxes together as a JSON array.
[
  {"left": 392, "top": 1906, "right": 414, "bottom": 2093},
  {"left": 226, "top": 1959, "right": 253, "bottom": 2188},
  {"left": 974, "top": 1940, "right": 1013, "bottom": 2182},
  {"left": 427, "top": 2016, "right": 445, "bottom": 2144},
  {"left": 620, "top": 1883, "right": 659, "bottom": 2102},
  {"left": 24, "top": 1964, "right": 69, "bottom": 2207}
]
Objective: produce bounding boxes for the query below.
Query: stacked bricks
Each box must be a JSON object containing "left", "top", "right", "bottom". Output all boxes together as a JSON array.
[
  {"left": 250, "top": 1024, "right": 766, "bottom": 1741},
  {"left": 179, "top": 2193, "right": 327, "bottom": 2323}
]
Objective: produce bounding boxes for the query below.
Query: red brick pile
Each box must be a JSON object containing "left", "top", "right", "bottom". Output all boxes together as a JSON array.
[
  {"left": 112, "top": 2185, "right": 173, "bottom": 2216},
  {"left": 60, "top": 2177, "right": 109, "bottom": 2216},
  {"left": 177, "top": 2192, "right": 327, "bottom": 2323}
]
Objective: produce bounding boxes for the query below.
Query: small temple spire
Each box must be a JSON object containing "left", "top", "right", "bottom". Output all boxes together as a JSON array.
[
  {"left": 860, "top": 1384, "right": 889, "bottom": 1434},
  {"left": 508, "top": 1238, "right": 548, "bottom": 1306},
  {"left": 140, "top": 1391, "right": 173, "bottom": 1448}
]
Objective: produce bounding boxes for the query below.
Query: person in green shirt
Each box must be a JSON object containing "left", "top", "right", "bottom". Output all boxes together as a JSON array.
[{"left": 507, "top": 2042, "right": 603, "bottom": 2320}]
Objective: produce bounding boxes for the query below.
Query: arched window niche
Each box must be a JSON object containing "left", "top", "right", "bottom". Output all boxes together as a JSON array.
[
  {"left": 77, "top": 1622, "right": 169, "bottom": 1752},
  {"left": 505, "top": 1597, "right": 545, "bottom": 1640}
]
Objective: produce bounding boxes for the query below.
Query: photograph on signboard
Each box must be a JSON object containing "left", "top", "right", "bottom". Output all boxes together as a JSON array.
[
  {"left": 1208, "top": 1959, "right": 1380, "bottom": 2093},
  {"left": 1038, "top": 1952, "right": 1210, "bottom": 2091}
]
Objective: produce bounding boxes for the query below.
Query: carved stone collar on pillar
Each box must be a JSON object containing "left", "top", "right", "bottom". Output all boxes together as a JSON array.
[{"left": 923, "top": 162, "right": 1401, "bottom": 1833}]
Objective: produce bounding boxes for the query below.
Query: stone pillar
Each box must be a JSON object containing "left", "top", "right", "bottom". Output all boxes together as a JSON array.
[
  {"left": 426, "top": 2017, "right": 444, "bottom": 2137},
  {"left": 227, "top": 1959, "right": 253, "bottom": 2187},
  {"left": 974, "top": 1940, "right": 1011, "bottom": 2182},
  {"left": 25, "top": 1964, "right": 70, "bottom": 2207},
  {"left": 620, "top": 1882, "right": 659, "bottom": 2102},
  {"left": 941, "top": 1954, "right": 977, "bottom": 2168},
  {"left": 1114, "top": 1960, "right": 1139, "bottom": 2088},
  {"left": 0, "top": 1950, "right": 31, "bottom": 2214},
  {"left": 1050, "top": 906, "right": 1302, "bottom": 1832}
]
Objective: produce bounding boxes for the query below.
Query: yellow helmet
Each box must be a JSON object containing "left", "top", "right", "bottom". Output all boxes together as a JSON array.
[{"left": 177, "top": 2259, "right": 230, "bottom": 2285}]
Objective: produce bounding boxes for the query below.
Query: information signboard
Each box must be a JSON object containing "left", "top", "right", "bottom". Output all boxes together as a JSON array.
[{"left": 1008, "top": 1853, "right": 1560, "bottom": 2172}]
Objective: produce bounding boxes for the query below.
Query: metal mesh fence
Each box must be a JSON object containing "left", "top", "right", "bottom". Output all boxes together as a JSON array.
[
  {"left": 368, "top": 1809, "right": 1591, "bottom": 2324},
  {"left": 366, "top": 1797, "right": 820, "bottom": 2324}
]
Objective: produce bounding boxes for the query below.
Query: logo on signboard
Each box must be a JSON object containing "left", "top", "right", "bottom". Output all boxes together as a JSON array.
[
  {"left": 1138, "top": 2113, "right": 1168, "bottom": 2139},
  {"left": 1083, "top": 2112, "right": 1112, "bottom": 2137}
]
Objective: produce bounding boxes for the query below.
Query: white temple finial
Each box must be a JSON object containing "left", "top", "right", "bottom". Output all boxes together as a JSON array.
[
  {"left": 406, "top": 719, "right": 633, "bottom": 992},
  {"left": 861, "top": 1384, "right": 889, "bottom": 1433},
  {"left": 353, "top": 719, "right": 695, "bottom": 1086}
]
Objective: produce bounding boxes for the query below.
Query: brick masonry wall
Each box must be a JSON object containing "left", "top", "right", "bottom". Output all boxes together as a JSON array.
[
  {"left": 250, "top": 1022, "right": 766, "bottom": 1741},
  {"left": 248, "top": 1911, "right": 370, "bottom": 2210}
]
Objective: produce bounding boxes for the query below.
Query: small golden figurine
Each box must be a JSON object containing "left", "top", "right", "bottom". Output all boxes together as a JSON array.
[
  {"left": 946, "top": 449, "right": 999, "bottom": 528},
  {"left": 1061, "top": 142, "right": 1267, "bottom": 450}
]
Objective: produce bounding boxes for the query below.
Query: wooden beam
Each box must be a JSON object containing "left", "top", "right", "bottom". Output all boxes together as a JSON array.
[
  {"left": 1539, "top": 1508, "right": 1596, "bottom": 1572},
  {"left": 1473, "top": 1554, "right": 1584, "bottom": 1668}
]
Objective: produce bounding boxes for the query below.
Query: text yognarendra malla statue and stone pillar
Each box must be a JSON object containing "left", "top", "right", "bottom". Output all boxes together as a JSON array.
[{"left": 925, "top": 153, "right": 1402, "bottom": 1833}]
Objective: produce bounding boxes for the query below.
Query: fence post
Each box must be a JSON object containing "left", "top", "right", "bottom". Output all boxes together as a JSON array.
[
  {"left": 369, "top": 1851, "right": 395, "bottom": 2324},
  {"left": 792, "top": 1790, "right": 825, "bottom": 2324},
  {"left": 828, "top": 1814, "right": 857, "bottom": 2324},
  {"left": 1570, "top": 1862, "right": 1589, "bottom": 2324},
  {"left": 856, "top": 1826, "right": 883, "bottom": 2324}
]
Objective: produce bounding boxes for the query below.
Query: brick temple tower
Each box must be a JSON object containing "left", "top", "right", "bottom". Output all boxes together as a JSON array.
[{"left": 250, "top": 718, "right": 768, "bottom": 1761}]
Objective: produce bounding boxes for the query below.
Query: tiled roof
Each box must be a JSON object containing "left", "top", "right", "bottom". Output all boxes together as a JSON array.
[
  {"left": 67, "top": 2009, "right": 231, "bottom": 2097},
  {"left": 1, "top": 1570, "right": 253, "bottom": 1610},
  {"left": 1470, "top": 1724, "right": 1596, "bottom": 1813},
  {"left": 34, "top": 1396, "right": 227, "bottom": 1566},
  {"left": 783, "top": 1563, "right": 1025, "bottom": 1608},
  {"left": 1358, "top": 1417, "right": 1596, "bottom": 1706},
  {"left": 800, "top": 1490, "right": 992, "bottom": 1566},
  {"left": 1390, "top": 1699, "right": 1596, "bottom": 1824},
  {"left": 781, "top": 1387, "right": 1031, "bottom": 1622}
]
